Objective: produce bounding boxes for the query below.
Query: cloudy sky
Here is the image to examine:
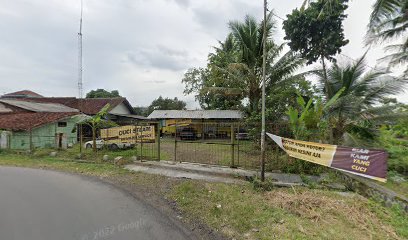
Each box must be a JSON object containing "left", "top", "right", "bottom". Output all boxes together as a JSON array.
[{"left": 0, "top": 0, "right": 406, "bottom": 108}]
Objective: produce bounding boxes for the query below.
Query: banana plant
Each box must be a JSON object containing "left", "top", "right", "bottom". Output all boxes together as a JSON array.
[{"left": 286, "top": 87, "right": 345, "bottom": 141}]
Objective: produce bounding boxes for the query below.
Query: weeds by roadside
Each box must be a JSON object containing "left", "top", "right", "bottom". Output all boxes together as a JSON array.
[{"left": 0, "top": 151, "right": 406, "bottom": 240}]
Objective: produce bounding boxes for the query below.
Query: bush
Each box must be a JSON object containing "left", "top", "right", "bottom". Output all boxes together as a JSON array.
[
  {"left": 378, "top": 127, "right": 408, "bottom": 176},
  {"left": 251, "top": 176, "right": 275, "bottom": 191}
]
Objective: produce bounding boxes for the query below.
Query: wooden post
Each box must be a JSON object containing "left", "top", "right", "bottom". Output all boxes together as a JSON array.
[{"left": 230, "top": 124, "right": 235, "bottom": 168}]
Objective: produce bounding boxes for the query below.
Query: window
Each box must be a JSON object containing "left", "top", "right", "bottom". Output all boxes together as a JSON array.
[{"left": 58, "top": 122, "right": 67, "bottom": 127}]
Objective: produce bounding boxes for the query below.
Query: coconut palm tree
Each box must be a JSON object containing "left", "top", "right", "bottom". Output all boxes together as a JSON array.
[
  {"left": 225, "top": 14, "right": 305, "bottom": 114},
  {"left": 183, "top": 13, "right": 306, "bottom": 114},
  {"left": 317, "top": 54, "right": 408, "bottom": 144},
  {"left": 367, "top": 0, "right": 408, "bottom": 77}
]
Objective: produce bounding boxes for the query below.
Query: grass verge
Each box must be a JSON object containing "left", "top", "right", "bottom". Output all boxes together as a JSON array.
[
  {"left": 170, "top": 181, "right": 407, "bottom": 240},
  {"left": 0, "top": 151, "right": 406, "bottom": 240}
]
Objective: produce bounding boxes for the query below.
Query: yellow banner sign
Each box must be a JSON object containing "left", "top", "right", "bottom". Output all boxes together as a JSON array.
[{"left": 101, "top": 125, "right": 155, "bottom": 143}]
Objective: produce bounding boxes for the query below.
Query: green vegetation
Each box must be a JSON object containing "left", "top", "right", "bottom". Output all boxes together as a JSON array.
[
  {"left": 0, "top": 143, "right": 163, "bottom": 163},
  {"left": 0, "top": 150, "right": 406, "bottom": 240},
  {"left": 379, "top": 126, "right": 408, "bottom": 175},
  {"left": 367, "top": 0, "right": 407, "bottom": 78},
  {"left": 171, "top": 181, "right": 407, "bottom": 240},
  {"left": 283, "top": 0, "right": 349, "bottom": 69},
  {"left": 145, "top": 96, "right": 187, "bottom": 116},
  {"left": 182, "top": 13, "right": 305, "bottom": 115},
  {"left": 86, "top": 89, "right": 121, "bottom": 98}
]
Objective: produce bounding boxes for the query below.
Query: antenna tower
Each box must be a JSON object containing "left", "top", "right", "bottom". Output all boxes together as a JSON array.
[{"left": 78, "top": 0, "right": 83, "bottom": 99}]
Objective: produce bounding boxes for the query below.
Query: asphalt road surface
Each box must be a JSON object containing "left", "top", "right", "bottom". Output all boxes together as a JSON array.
[{"left": 0, "top": 167, "right": 193, "bottom": 240}]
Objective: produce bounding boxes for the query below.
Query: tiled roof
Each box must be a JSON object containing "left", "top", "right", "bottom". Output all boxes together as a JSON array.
[
  {"left": 2, "top": 90, "right": 43, "bottom": 98},
  {"left": 0, "top": 112, "right": 79, "bottom": 131},
  {"left": 148, "top": 110, "right": 243, "bottom": 119},
  {"left": 5, "top": 97, "right": 130, "bottom": 115},
  {"left": 0, "top": 99, "right": 79, "bottom": 113},
  {"left": 75, "top": 98, "right": 129, "bottom": 115}
]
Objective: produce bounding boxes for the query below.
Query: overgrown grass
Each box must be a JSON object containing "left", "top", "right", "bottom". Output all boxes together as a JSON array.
[
  {"left": 0, "top": 150, "right": 406, "bottom": 240},
  {"left": 170, "top": 181, "right": 407, "bottom": 240},
  {"left": 1, "top": 143, "right": 167, "bottom": 162},
  {"left": 378, "top": 128, "right": 408, "bottom": 176}
]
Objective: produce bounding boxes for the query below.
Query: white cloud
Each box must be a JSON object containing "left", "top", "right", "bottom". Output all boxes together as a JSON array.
[{"left": 0, "top": 0, "right": 406, "bottom": 106}]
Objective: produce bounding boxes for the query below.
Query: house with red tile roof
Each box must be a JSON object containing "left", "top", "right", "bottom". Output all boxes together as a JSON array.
[
  {"left": 0, "top": 99, "right": 86, "bottom": 150},
  {"left": 1, "top": 90, "right": 44, "bottom": 98},
  {"left": 0, "top": 90, "right": 147, "bottom": 150}
]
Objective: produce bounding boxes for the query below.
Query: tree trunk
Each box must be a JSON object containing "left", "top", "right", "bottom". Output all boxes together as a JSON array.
[
  {"left": 321, "top": 56, "right": 330, "bottom": 98},
  {"left": 321, "top": 56, "right": 334, "bottom": 144}
]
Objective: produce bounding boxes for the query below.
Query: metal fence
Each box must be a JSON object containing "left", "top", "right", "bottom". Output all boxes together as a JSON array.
[
  {"left": 1, "top": 120, "right": 295, "bottom": 171},
  {"left": 159, "top": 121, "right": 292, "bottom": 170}
]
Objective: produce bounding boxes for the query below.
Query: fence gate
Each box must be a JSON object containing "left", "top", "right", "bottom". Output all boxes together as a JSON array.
[
  {"left": 132, "top": 121, "right": 161, "bottom": 161},
  {"left": 159, "top": 122, "right": 258, "bottom": 168}
]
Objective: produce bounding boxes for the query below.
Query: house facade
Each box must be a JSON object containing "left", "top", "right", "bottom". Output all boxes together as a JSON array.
[
  {"left": 0, "top": 90, "right": 145, "bottom": 150},
  {"left": 0, "top": 99, "right": 85, "bottom": 150}
]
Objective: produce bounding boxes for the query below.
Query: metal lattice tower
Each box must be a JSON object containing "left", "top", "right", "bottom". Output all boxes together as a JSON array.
[{"left": 78, "top": 0, "right": 83, "bottom": 99}]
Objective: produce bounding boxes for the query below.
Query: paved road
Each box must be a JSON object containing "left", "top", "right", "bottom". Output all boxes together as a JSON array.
[{"left": 0, "top": 167, "right": 192, "bottom": 240}]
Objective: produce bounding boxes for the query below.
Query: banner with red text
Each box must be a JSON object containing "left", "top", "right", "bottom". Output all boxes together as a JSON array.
[{"left": 267, "top": 133, "right": 388, "bottom": 182}]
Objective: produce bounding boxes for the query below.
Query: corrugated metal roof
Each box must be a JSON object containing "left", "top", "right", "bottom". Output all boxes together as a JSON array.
[
  {"left": 148, "top": 110, "right": 243, "bottom": 119},
  {"left": 109, "top": 113, "right": 149, "bottom": 121},
  {"left": 0, "top": 99, "right": 79, "bottom": 113}
]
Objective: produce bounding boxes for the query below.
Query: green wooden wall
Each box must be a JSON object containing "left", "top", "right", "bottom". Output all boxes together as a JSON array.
[{"left": 9, "top": 116, "right": 80, "bottom": 150}]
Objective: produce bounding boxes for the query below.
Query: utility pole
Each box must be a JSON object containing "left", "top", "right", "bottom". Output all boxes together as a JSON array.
[
  {"left": 260, "top": 0, "right": 267, "bottom": 182},
  {"left": 78, "top": 0, "right": 84, "bottom": 157}
]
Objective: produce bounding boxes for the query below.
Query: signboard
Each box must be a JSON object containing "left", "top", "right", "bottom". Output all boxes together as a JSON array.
[
  {"left": 166, "top": 119, "right": 192, "bottom": 127},
  {"left": 101, "top": 125, "right": 155, "bottom": 143},
  {"left": 267, "top": 133, "right": 388, "bottom": 182}
]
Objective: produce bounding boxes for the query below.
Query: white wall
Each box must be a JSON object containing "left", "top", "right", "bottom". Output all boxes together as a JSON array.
[{"left": 109, "top": 103, "right": 132, "bottom": 115}]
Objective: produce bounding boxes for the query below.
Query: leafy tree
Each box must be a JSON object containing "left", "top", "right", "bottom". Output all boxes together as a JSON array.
[
  {"left": 247, "top": 77, "right": 315, "bottom": 125},
  {"left": 183, "top": 67, "right": 243, "bottom": 110},
  {"left": 86, "top": 89, "right": 121, "bottom": 98},
  {"left": 133, "top": 106, "right": 148, "bottom": 116},
  {"left": 366, "top": 0, "right": 408, "bottom": 77},
  {"left": 283, "top": 0, "right": 349, "bottom": 98},
  {"left": 146, "top": 96, "right": 187, "bottom": 116}
]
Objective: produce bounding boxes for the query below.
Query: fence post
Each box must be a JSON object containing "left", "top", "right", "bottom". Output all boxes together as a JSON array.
[
  {"left": 230, "top": 124, "right": 235, "bottom": 168},
  {"left": 174, "top": 120, "right": 178, "bottom": 163},
  {"left": 134, "top": 121, "right": 138, "bottom": 160},
  {"left": 156, "top": 122, "right": 160, "bottom": 161},
  {"left": 140, "top": 124, "right": 144, "bottom": 161}
]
